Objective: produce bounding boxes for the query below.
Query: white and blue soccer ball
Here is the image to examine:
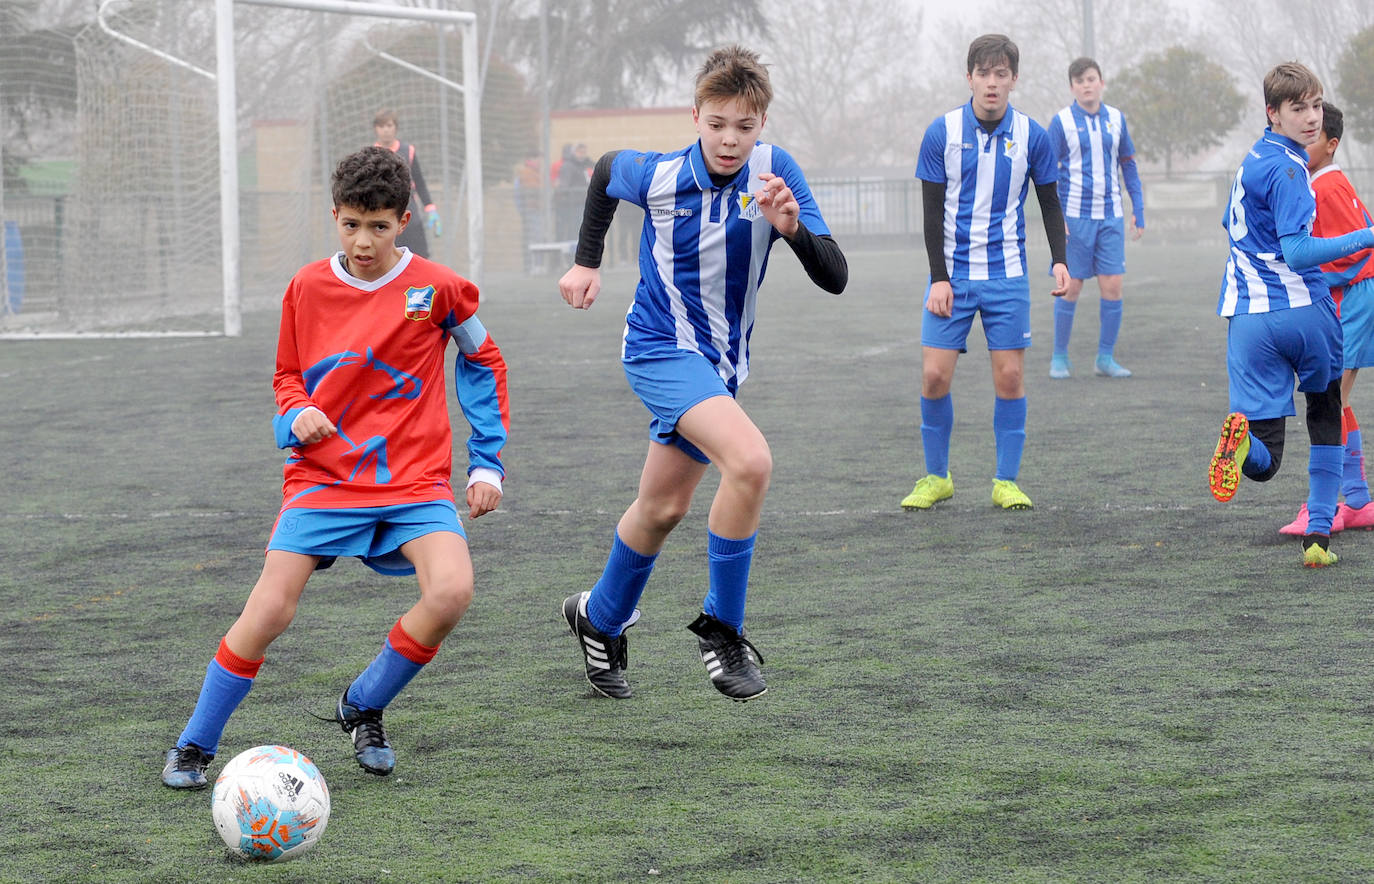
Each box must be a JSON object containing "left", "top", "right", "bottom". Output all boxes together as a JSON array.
[{"left": 211, "top": 745, "right": 330, "bottom": 862}]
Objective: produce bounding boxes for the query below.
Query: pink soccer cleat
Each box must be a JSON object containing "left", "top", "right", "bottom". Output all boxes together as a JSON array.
[
  {"left": 1279, "top": 503, "right": 1346, "bottom": 536},
  {"left": 1337, "top": 501, "right": 1374, "bottom": 530}
]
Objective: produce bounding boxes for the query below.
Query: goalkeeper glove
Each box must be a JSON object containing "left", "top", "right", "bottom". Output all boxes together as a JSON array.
[{"left": 424, "top": 205, "right": 442, "bottom": 237}]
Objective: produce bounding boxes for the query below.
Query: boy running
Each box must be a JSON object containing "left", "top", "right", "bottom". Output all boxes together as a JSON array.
[
  {"left": 1207, "top": 64, "right": 1374, "bottom": 568},
  {"left": 900, "top": 34, "right": 1069, "bottom": 513},
  {"left": 162, "top": 146, "right": 509, "bottom": 788},
  {"left": 1046, "top": 57, "right": 1145, "bottom": 379},
  {"left": 557, "top": 46, "right": 847, "bottom": 702},
  {"left": 1277, "top": 101, "right": 1374, "bottom": 536}
]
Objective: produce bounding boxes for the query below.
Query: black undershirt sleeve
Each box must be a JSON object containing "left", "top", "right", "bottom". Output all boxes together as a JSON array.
[
  {"left": 573, "top": 151, "right": 622, "bottom": 268},
  {"left": 922, "top": 179, "right": 949, "bottom": 283},
  {"left": 785, "top": 222, "right": 848, "bottom": 294},
  {"left": 1035, "top": 181, "right": 1068, "bottom": 267}
]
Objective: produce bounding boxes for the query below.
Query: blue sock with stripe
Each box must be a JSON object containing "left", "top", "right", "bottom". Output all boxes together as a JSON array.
[
  {"left": 347, "top": 620, "right": 439, "bottom": 711},
  {"left": 1098, "top": 300, "right": 1123, "bottom": 357},
  {"left": 1307, "top": 445, "right": 1344, "bottom": 534},
  {"left": 993, "top": 396, "right": 1027, "bottom": 482},
  {"left": 586, "top": 531, "right": 658, "bottom": 637},
  {"left": 1052, "top": 298, "right": 1076, "bottom": 355},
  {"left": 1343, "top": 415, "right": 1371, "bottom": 508},
  {"left": 703, "top": 531, "right": 756, "bottom": 633},
  {"left": 921, "top": 394, "right": 953, "bottom": 477},
  {"left": 178, "top": 643, "right": 259, "bottom": 755}
]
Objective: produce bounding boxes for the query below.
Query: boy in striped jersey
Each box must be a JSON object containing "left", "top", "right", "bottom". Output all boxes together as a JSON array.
[
  {"left": 901, "top": 34, "right": 1069, "bottom": 513},
  {"left": 1207, "top": 63, "right": 1374, "bottom": 568},
  {"left": 1046, "top": 57, "right": 1145, "bottom": 379},
  {"left": 1277, "top": 102, "right": 1374, "bottom": 536},
  {"left": 557, "top": 46, "right": 847, "bottom": 701}
]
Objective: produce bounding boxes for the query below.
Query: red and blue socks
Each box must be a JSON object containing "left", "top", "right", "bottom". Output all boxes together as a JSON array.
[
  {"left": 346, "top": 618, "right": 440, "bottom": 711},
  {"left": 177, "top": 637, "right": 262, "bottom": 755},
  {"left": 1342, "top": 407, "right": 1370, "bottom": 508}
]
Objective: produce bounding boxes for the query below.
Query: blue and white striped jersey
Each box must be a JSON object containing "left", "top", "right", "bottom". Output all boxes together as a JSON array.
[
  {"left": 1217, "top": 131, "right": 1328, "bottom": 317},
  {"left": 916, "top": 100, "right": 1057, "bottom": 281},
  {"left": 607, "top": 140, "right": 830, "bottom": 392},
  {"left": 1047, "top": 102, "right": 1143, "bottom": 225}
]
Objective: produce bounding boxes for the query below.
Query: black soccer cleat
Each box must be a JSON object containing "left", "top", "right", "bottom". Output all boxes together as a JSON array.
[
  {"left": 563, "top": 591, "right": 637, "bottom": 699},
  {"left": 161, "top": 744, "right": 214, "bottom": 790},
  {"left": 687, "top": 612, "right": 767, "bottom": 701},
  {"left": 335, "top": 689, "right": 395, "bottom": 775}
]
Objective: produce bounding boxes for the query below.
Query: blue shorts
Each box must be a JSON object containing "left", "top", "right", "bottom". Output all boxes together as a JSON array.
[
  {"left": 1065, "top": 217, "right": 1126, "bottom": 279},
  {"left": 623, "top": 349, "right": 731, "bottom": 464},
  {"left": 1339, "top": 277, "right": 1374, "bottom": 370},
  {"left": 922, "top": 276, "right": 1032, "bottom": 352},
  {"left": 1226, "top": 299, "right": 1342, "bottom": 419},
  {"left": 267, "top": 500, "right": 465, "bottom": 576}
]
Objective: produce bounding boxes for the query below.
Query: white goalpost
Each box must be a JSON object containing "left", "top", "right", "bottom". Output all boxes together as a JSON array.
[{"left": 1, "top": 0, "right": 484, "bottom": 339}]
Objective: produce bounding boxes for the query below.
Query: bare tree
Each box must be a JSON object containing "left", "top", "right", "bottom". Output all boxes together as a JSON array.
[{"left": 761, "top": 0, "right": 928, "bottom": 170}]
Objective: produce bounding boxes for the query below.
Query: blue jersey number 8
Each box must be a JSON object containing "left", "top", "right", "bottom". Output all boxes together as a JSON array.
[{"left": 1227, "top": 169, "right": 1248, "bottom": 240}]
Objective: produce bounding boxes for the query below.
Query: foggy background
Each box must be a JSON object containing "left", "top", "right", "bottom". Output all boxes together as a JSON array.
[{"left": 3, "top": 0, "right": 1374, "bottom": 330}]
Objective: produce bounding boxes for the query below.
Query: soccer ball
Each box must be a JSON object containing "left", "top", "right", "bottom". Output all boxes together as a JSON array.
[{"left": 211, "top": 745, "right": 330, "bottom": 861}]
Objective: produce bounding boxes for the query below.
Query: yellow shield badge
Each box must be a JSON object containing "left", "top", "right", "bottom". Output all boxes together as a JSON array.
[{"left": 404, "top": 284, "right": 435, "bottom": 321}]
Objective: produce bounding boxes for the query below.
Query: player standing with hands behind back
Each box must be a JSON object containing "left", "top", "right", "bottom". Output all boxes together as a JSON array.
[
  {"left": 900, "top": 34, "right": 1069, "bottom": 513},
  {"left": 557, "top": 46, "right": 847, "bottom": 702}
]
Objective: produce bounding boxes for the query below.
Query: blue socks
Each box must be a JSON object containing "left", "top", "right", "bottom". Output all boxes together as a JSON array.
[
  {"left": 920, "top": 393, "right": 953, "bottom": 477},
  {"left": 1241, "top": 433, "right": 1273, "bottom": 479},
  {"left": 1052, "top": 298, "right": 1076, "bottom": 355},
  {"left": 178, "top": 659, "right": 253, "bottom": 756},
  {"left": 1098, "top": 300, "right": 1123, "bottom": 356},
  {"left": 1307, "top": 444, "right": 1344, "bottom": 534},
  {"left": 703, "top": 531, "right": 756, "bottom": 633},
  {"left": 586, "top": 531, "right": 658, "bottom": 637},
  {"left": 993, "top": 396, "right": 1027, "bottom": 482}
]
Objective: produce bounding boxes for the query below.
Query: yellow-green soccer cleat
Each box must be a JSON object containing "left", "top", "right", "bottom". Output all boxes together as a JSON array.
[
  {"left": 1208, "top": 412, "right": 1250, "bottom": 502},
  {"left": 1302, "top": 540, "right": 1338, "bottom": 568},
  {"left": 901, "top": 474, "right": 954, "bottom": 510},
  {"left": 991, "top": 479, "right": 1033, "bottom": 510}
]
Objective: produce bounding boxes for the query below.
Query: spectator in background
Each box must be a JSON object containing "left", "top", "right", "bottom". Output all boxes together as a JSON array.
[{"left": 373, "top": 108, "right": 441, "bottom": 259}]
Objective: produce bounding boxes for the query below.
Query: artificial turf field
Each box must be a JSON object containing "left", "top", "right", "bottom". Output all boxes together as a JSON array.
[{"left": 3, "top": 241, "right": 1373, "bottom": 882}]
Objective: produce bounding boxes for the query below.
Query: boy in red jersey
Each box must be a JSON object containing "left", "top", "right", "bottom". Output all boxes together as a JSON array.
[
  {"left": 162, "top": 146, "right": 509, "bottom": 788},
  {"left": 1278, "top": 102, "right": 1374, "bottom": 536}
]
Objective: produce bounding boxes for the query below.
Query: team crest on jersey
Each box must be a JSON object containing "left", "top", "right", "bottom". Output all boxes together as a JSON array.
[
  {"left": 738, "top": 191, "right": 763, "bottom": 222},
  {"left": 1002, "top": 138, "right": 1019, "bottom": 158},
  {"left": 404, "top": 284, "right": 435, "bottom": 321},
  {"left": 1286, "top": 167, "right": 1296, "bottom": 179}
]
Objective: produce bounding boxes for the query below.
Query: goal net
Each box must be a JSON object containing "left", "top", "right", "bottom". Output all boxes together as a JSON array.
[{"left": 0, "top": 0, "right": 509, "bottom": 337}]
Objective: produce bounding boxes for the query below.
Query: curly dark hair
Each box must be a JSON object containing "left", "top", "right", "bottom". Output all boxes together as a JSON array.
[{"left": 331, "top": 146, "right": 411, "bottom": 216}]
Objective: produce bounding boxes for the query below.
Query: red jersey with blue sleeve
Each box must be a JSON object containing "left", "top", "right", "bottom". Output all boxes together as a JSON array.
[
  {"left": 272, "top": 250, "right": 509, "bottom": 509},
  {"left": 605, "top": 140, "right": 830, "bottom": 393},
  {"left": 1310, "top": 163, "right": 1374, "bottom": 297}
]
